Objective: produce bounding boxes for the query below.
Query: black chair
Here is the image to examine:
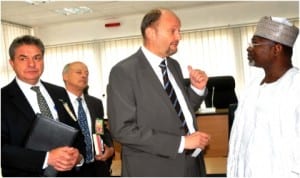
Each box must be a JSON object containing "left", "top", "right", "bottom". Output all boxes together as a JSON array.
[{"left": 204, "top": 76, "right": 238, "bottom": 109}]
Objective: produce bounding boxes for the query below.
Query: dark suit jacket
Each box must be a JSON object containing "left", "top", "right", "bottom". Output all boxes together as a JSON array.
[
  {"left": 72, "top": 94, "right": 114, "bottom": 177},
  {"left": 1, "top": 79, "right": 85, "bottom": 177},
  {"left": 107, "top": 48, "right": 207, "bottom": 176}
]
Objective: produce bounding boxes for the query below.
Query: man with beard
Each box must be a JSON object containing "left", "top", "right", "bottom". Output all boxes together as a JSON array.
[
  {"left": 107, "top": 8, "right": 210, "bottom": 176},
  {"left": 227, "top": 16, "right": 300, "bottom": 177}
]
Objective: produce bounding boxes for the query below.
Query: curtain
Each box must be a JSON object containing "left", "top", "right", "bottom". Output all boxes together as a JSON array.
[
  {"left": 44, "top": 37, "right": 142, "bottom": 97},
  {"left": 1, "top": 19, "right": 299, "bottom": 106},
  {"left": 0, "top": 21, "right": 33, "bottom": 87},
  {"left": 175, "top": 28, "right": 241, "bottom": 92},
  {"left": 44, "top": 38, "right": 142, "bottom": 114}
]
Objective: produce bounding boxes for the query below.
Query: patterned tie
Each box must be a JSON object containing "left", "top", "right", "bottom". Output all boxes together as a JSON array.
[
  {"left": 77, "top": 97, "right": 93, "bottom": 163},
  {"left": 31, "top": 86, "right": 53, "bottom": 119},
  {"left": 159, "top": 60, "right": 189, "bottom": 134}
]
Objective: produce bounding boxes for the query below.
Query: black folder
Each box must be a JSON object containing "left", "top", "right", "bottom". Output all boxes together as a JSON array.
[
  {"left": 25, "top": 114, "right": 79, "bottom": 177},
  {"left": 25, "top": 114, "right": 78, "bottom": 151}
]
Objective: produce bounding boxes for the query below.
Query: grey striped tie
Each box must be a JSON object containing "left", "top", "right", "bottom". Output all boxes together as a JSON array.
[{"left": 31, "top": 86, "right": 53, "bottom": 119}]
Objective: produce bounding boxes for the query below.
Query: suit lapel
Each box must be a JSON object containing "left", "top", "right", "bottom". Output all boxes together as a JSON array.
[
  {"left": 136, "top": 49, "right": 197, "bottom": 128},
  {"left": 42, "top": 82, "right": 64, "bottom": 122},
  {"left": 137, "top": 50, "right": 174, "bottom": 109},
  {"left": 167, "top": 58, "right": 188, "bottom": 102},
  {"left": 42, "top": 81, "right": 79, "bottom": 129},
  {"left": 8, "top": 80, "right": 36, "bottom": 122}
]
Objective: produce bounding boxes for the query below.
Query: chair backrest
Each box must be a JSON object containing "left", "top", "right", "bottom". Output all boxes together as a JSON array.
[{"left": 204, "top": 76, "right": 238, "bottom": 109}]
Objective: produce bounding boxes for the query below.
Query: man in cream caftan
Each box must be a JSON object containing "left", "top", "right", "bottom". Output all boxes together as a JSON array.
[
  {"left": 227, "top": 16, "right": 300, "bottom": 178},
  {"left": 228, "top": 68, "right": 300, "bottom": 177}
]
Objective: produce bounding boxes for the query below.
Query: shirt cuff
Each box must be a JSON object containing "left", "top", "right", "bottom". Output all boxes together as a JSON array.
[
  {"left": 190, "top": 85, "right": 206, "bottom": 96},
  {"left": 178, "top": 136, "right": 185, "bottom": 153},
  {"left": 42, "top": 152, "right": 49, "bottom": 169},
  {"left": 191, "top": 148, "right": 202, "bottom": 157},
  {"left": 43, "top": 152, "right": 84, "bottom": 169},
  {"left": 76, "top": 155, "right": 84, "bottom": 167}
]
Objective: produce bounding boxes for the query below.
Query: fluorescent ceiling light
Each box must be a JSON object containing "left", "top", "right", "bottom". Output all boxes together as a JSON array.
[{"left": 54, "top": 6, "right": 93, "bottom": 16}]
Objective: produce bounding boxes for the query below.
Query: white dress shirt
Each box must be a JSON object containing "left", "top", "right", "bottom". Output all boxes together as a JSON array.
[
  {"left": 141, "top": 46, "right": 204, "bottom": 155},
  {"left": 16, "top": 78, "right": 58, "bottom": 120}
]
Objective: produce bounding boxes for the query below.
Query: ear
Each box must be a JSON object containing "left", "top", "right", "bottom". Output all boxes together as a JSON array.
[
  {"left": 9, "top": 59, "right": 14, "bottom": 68},
  {"left": 63, "top": 73, "right": 68, "bottom": 83},
  {"left": 145, "top": 27, "right": 155, "bottom": 40},
  {"left": 273, "top": 43, "right": 282, "bottom": 56}
]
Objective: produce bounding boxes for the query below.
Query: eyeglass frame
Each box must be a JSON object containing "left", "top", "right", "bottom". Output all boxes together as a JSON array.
[{"left": 248, "top": 42, "right": 275, "bottom": 48}]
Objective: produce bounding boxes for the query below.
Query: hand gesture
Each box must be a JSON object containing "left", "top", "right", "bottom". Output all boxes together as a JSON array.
[{"left": 188, "top": 65, "right": 208, "bottom": 90}]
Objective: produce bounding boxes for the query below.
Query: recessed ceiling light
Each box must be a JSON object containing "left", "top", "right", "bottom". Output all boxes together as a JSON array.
[
  {"left": 25, "top": 0, "right": 51, "bottom": 5},
  {"left": 54, "top": 6, "right": 93, "bottom": 16}
]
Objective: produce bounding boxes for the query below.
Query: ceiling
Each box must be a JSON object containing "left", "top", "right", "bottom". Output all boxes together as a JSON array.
[{"left": 1, "top": 1, "right": 230, "bottom": 27}]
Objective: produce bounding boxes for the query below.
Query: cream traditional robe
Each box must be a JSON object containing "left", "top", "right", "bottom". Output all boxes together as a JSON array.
[{"left": 227, "top": 67, "right": 300, "bottom": 178}]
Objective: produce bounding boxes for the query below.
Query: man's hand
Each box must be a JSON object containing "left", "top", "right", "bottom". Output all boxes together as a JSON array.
[
  {"left": 47, "top": 146, "right": 80, "bottom": 171},
  {"left": 188, "top": 65, "right": 208, "bottom": 90},
  {"left": 95, "top": 144, "right": 114, "bottom": 161},
  {"left": 184, "top": 131, "right": 210, "bottom": 150}
]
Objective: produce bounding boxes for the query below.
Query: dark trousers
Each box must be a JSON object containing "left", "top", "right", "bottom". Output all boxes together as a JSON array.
[
  {"left": 71, "top": 160, "right": 112, "bottom": 177},
  {"left": 43, "top": 160, "right": 111, "bottom": 177},
  {"left": 184, "top": 151, "right": 206, "bottom": 177}
]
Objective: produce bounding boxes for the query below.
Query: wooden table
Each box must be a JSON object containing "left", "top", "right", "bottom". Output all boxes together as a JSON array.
[
  {"left": 110, "top": 109, "right": 229, "bottom": 176},
  {"left": 197, "top": 109, "right": 228, "bottom": 175},
  {"left": 205, "top": 157, "right": 227, "bottom": 175}
]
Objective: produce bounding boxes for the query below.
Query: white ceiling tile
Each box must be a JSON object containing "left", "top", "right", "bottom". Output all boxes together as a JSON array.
[{"left": 1, "top": 1, "right": 230, "bottom": 27}]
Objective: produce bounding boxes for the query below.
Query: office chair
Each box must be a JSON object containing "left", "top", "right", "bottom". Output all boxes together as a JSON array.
[{"left": 204, "top": 76, "right": 238, "bottom": 109}]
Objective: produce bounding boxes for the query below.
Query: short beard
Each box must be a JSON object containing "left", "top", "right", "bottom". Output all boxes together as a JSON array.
[
  {"left": 166, "top": 48, "right": 177, "bottom": 56},
  {"left": 249, "top": 60, "right": 255, "bottom": 66}
]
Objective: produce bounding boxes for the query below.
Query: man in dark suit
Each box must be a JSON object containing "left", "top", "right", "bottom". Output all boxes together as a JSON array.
[
  {"left": 62, "top": 61, "right": 115, "bottom": 176},
  {"left": 107, "top": 8, "right": 210, "bottom": 176},
  {"left": 1, "top": 35, "right": 85, "bottom": 176}
]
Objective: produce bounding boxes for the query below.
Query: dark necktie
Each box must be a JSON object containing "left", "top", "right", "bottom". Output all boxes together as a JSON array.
[
  {"left": 77, "top": 97, "right": 93, "bottom": 163},
  {"left": 31, "top": 86, "right": 53, "bottom": 119},
  {"left": 159, "top": 60, "right": 189, "bottom": 134}
]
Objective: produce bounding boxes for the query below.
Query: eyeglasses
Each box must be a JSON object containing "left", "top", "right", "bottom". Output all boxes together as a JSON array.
[{"left": 248, "top": 42, "right": 275, "bottom": 48}]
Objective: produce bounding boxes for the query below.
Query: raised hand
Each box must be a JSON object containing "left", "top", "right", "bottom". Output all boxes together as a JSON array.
[{"left": 188, "top": 65, "right": 208, "bottom": 90}]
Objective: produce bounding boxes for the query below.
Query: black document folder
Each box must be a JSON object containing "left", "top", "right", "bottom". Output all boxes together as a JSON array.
[
  {"left": 25, "top": 114, "right": 79, "bottom": 177},
  {"left": 26, "top": 114, "right": 78, "bottom": 151}
]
